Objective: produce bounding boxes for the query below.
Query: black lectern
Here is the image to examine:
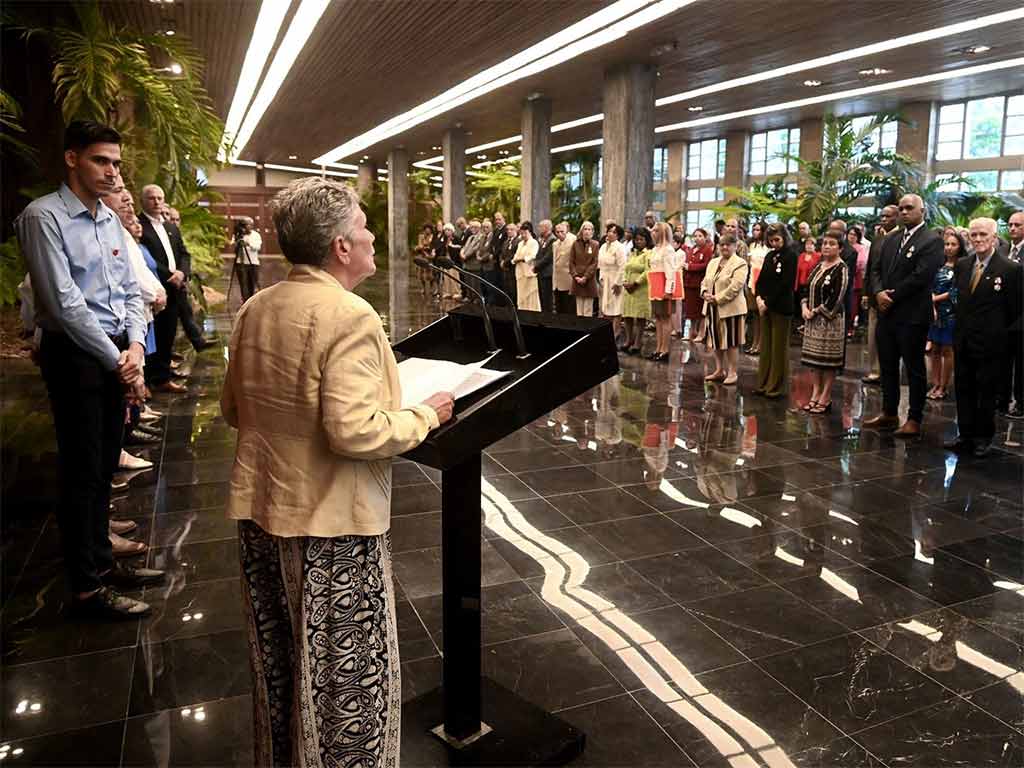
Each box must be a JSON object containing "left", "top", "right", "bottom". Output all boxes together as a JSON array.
[{"left": 393, "top": 303, "right": 619, "bottom": 766}]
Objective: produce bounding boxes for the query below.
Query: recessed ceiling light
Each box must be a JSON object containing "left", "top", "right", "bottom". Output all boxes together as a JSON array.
[
  {"left": 168, "top": 62, "right": 183, "bottom": 75},
  {"left": 288, "top": 154, "right": 298, "bottom": 160},
  {"left": 361, "top": 155, "right": 369, "bottom": 160},
  {"left": 164, "top": 29, "right": 176, "bottom": 36},
  {"left": 417, "top": 151, "right": 426, "bottom": 156},
  {"left": 803, "top": 79, "right": 822, "bottom": 87},
  {"left": 477, "top": 154, "right": 487, "bottom": 159},
  {"left": 858, "top": 67, "right": 892, "bottom": 77},
  {"left": 651, "top": 41, "right": 677, "bottom": 57},
  {"left": 432, "top": 145, "right": 441, "bottom": 151},
  {"left": 966, "top": 44, "right": 991, "bottom": 54},
  {"left": 687, "top": 106, "right": 703, "bottom": 112}
]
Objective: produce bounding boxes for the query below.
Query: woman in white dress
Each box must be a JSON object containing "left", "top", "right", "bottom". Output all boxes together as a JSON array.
[
  {"left": 513, "top": 221, "right": 541, "bottom": 311},
  {"left": 599, "top": 223, "right": 627, "bottom": 344}
]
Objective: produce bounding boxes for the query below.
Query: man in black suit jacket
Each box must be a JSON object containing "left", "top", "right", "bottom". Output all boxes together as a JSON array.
[
  {"left": 863, "top": 194, "right": 944, "bottom": 437},
  {"left": 140, "top": 184, "right": 191, "bottom": 391},
  {"left": 947, "top": 218, "right": 1022, "bottom": 456},
  {"left": 532, "top": 219, "right": 557, "bottom": 313}
]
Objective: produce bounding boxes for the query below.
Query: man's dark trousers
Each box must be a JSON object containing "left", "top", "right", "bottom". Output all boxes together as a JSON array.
[
  {"left": 539, "top": 275, "right": 553, "bottom": 312},
  {"left": 876, "top": 316, "right": 929, "bottom": 423},
  {"left": 39, "top": 331, "right": 125, "bottom": 594},
  {"left": 148, "top": 286, "right": 181, "bottom": 384}
]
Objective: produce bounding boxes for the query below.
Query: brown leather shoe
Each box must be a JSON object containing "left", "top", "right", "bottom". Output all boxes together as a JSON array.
[
  {"left": 152, "top": 380, "right": 187, "bottom": 393},
  {"left": 863, "top": 414, "right": 899, "bottom": 431},
  {"left": 893, "top": 419, "right": 921, "bottom": 438}
]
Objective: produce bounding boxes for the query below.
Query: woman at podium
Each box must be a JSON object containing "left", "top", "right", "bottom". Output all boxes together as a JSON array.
[{"left": 220, "top": 177, "right": 454, "bottom": 767}]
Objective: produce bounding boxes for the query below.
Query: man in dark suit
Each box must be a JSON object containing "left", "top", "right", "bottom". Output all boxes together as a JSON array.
[
  {"left": 999, "top": 210, "right": 1024, "bottom": 419},
  {"left": 140, "top": 184, "right": 191, "bottom": 392},
  {"left": 532, "top": 218, "right": 557, "bottom": 313},
  {"left": 947, "top": 217, "right": 1022, "bottom": 456},
  {"left": 863, "top": 194, "right": 944, "bottom": 437},
  {"left": 861, "top": 205, "right": 899, "bottom": 384},
  {"left": 483, "top": 210, "right": 509, "bottom": 303}
]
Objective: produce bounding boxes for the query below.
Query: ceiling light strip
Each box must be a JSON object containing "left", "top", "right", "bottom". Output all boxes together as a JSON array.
[
  {"left": 218, "top": 0, "right": 290, "bottom": 161},
  {"left": 552, "top": 114, "right": 605, "bottom": 133},
  {"left": 551, "top": 139, "right": 604, "bottom": 153},
  {"left": 655, "top": 8, "right": 1024, "bottom": 107},
  {"left": 231, "top": 0, "right": 331, "bottom": 160},
  {"left": 655, "top": 57, "right": 1024, "bottom": 134},
  {"left": 467, "top": 135, "right": 523, "bottom": 154},
  {"left": 314, "top": 0, "right": 698, "bottom": 162}
]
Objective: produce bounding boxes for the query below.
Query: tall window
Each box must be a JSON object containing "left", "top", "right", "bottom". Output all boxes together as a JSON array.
[
  {"left": 851, "top": 115, "right": 897, "bottom": 154},
  {"left": 937, "top": 170, "right": 1020, "bottom": 193},
  {"left": 684, "top": 187, "right": 721, "bottom": 233},
  {"left": 653, "top": 147, "right": 669, "bottom": 182},
  {"left": 687, "top": 138, "right": 726, "bottom": 180},
  {"left": 749, "top": 128, "right": 800, "bottom": 176},
  {"left": 936, "top": 94, "right": 1024, "bottom": 160}
]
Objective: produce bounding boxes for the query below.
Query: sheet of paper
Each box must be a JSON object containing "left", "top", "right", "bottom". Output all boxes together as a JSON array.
[{"left": 398, "top": 356, "right": 510, "bottom": 409}]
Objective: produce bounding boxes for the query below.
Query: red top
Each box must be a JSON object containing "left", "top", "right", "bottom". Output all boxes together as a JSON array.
[
  {"left": 683, "top": 242, "right": 714, "bottom": 288},
  {"left": 796, "top": 250, "right": 821, "bottom": 288}
]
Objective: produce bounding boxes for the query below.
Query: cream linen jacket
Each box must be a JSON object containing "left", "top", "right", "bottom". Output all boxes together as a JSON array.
[
  {"left": 700, "top": 254, "right": 749, "bottom": 319},
  {"left": 220, "top": 265, "right": 439, "bottom": 538}
]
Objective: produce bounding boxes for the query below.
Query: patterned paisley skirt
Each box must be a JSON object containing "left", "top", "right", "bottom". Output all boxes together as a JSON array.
[
  {"left": 801, "top": 311, "right": 846, "bottom": 371},
  {"left": 238, "top": 521, "right": 401, "bottom": 768}
]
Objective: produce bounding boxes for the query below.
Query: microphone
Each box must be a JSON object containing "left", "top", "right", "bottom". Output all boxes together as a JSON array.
[
  {"left": 436, "top": 257, "right": 529, "bottom": 359},
  {"left": 414, "top": 256, "right": 498, "bottom": 354}
]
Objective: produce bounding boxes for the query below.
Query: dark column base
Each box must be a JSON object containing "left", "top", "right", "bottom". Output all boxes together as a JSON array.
[{"left": 402, "top": 677, "right": 586, "bottom": 766}]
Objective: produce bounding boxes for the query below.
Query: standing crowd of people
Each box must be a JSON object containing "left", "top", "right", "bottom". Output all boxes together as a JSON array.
[
  {"left": 419, "top": 200, "right": 1023, "bottom": 449},
  {"left": 14, "top": 120, "right": 215, "bottom": 618}
]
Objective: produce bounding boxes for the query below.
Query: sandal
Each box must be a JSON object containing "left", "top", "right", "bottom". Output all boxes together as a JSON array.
[
  {"left": 802, "top": 400, "right": 819, "bottom": 411},
  {"left": 705, "top": 372, "right": 726, "bottom": 382},
  {"left": 810, "top": 401, "right": 833, "bottom": 414},
  {"left": 722, "top": 375, "right": 738, "bottom": 386}
]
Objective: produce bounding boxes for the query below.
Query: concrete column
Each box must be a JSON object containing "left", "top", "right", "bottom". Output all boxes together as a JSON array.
[
  {"left": 521, "top": 96, "right": 552, "bottom": 223},
  {"left": 897, "top": 102, "right": 934, "bottom": 176},
  {"left": 665, "top": 141, "right": 685, "bottom": 222},
  {"left": 387, "top": 148, "right": 410, "bottom": 341},
  {"left": 722, "top": 130, "right": 748, "bottom": 191},
  {"left": 600, "top": 62, "right": 656, "bottom": 229},
  {"left": 357, "top": 160, "right": 377, "bottom": 195},
  {"left": 797, "top": 117, "right": 823, "bottom": 189},
  {"left": 442, "top": 127, "right": 466, "bottom": 223}
]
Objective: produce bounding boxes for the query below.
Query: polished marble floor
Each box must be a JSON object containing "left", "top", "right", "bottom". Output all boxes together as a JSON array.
[{"left": 2, "top": 261, "right": 1023, "bottom": 766}]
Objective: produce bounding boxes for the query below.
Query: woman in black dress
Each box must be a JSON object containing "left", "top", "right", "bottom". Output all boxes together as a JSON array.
[{"left": 800, "top": 230, "right": 849, "bottom": 414}]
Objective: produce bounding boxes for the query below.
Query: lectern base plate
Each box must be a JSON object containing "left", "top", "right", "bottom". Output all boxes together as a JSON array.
[{"left": 401, "top": 678, "right": 586, "bottom": 766}]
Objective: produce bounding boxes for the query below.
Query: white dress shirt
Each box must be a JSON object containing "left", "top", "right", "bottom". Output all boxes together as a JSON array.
[{"left": 144, "top": 211, "right": 176, "bottom": 273}]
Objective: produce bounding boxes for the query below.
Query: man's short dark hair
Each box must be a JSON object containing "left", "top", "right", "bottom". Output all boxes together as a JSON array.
[{"left": 63, "top": 120, "right": 121, "bottom": 152}]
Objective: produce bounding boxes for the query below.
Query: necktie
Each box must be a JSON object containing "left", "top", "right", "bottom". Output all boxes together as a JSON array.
[
  {"left": 1011, "top": 243, "right": 1022, "bottom": 263},
  {"left": 970, "top": 261, "right": 984, "bottom": 293}
]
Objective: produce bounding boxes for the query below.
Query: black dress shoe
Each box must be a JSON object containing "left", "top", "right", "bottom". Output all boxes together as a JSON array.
[
  {"left": 973, "top": 441, "right": 994, "bottom": 458},
  {"left": 193, "top": 338, "right": 216, "bottom": 352},
  {"left": 69, "top": 587, "right": 151, "bottom": 619},
  {"left": 103, "top": 563, "right": 166, "bottom": 589},
  {"left": 943, "top": 437, "right": 974, "bottom": 453},
  {"left": 125, "top": 428, "right": 161, "bottom": 446}
]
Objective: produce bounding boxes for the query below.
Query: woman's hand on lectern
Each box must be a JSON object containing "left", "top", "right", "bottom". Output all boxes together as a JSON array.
[{"left": 423, "top": 392, "right": 455, "bottom": 425}]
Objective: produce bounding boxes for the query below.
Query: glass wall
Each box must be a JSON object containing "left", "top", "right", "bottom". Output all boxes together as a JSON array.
[
  {"left": 936, "top": 94, "right": 1024, "bottom": 160},
  {"left": 749, "top": 128, "right": 800, "bottom": 176},
  {"left": 687, "top": 138, "right": 726, "bottom": 181}
]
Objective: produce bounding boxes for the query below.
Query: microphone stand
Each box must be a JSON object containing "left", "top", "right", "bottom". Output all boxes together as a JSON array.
[
  {"left": 437, "top": 257, "right": 530, "bottom": 359},
  {"left": 414, "top": 257, "right": 498, "bottom": 354}
]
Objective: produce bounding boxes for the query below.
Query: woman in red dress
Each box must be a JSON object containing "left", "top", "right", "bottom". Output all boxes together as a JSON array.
[{"left": 683, "top": 228, "right": 714, "bottom": 342}]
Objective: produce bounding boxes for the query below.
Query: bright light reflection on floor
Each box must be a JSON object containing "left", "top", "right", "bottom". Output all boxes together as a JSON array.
[{"left": 481, "top": 479, "right": 796, "bottom": 768}]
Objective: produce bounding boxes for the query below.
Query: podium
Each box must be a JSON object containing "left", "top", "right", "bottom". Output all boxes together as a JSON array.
[{"left": 393, "top": 303, "right": 619, "bottom": 766}]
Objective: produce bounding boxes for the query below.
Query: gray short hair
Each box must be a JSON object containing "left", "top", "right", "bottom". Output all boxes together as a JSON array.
[
  {"left": 272, "top": 177, "right": 361, "bottom": 267},
  {"left": 969, "top": 217, "right": 997, "bottom": 234}
]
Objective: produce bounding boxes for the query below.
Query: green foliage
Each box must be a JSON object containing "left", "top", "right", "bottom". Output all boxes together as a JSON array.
[
  {"left": 0, "top": 237, "right": 26, "bottom": 307},
  {"left": 466, "top": 162, "right": 521, "bottom": 222},
  {"left": 709, "top": 175, "right": 800, "bottom": 223},
  {"left": 552, "top": 151, "right": 601, "bottom": 232},
  {"left": 20, "top": 1, "right": 227, "bottom": 197},
  {"left": 0, "top": 89, "right": 37, "bottom": 162}
]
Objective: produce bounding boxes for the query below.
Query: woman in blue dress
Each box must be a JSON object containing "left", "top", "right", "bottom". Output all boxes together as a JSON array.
[{"left": 927, "top": 230, "right": 965, "bottom": 400}]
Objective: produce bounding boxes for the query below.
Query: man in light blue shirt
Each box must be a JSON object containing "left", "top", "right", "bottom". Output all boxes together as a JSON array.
[{"left": 13, "top": 120, "right": 164, "bottom": 619}]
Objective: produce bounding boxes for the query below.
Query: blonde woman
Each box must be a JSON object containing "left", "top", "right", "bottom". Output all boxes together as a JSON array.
[
  {"left": 513, "top": 220, "right": 541, "bottom": 311},
  {"left": 701, "top": 234, "right": 748, "bottom": 385},
  {"left": 649, "top": 222, "right": 681, "bottom": 361},
  {"left": 599, "top": 223, "right": 627, "bottom": 344}
]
